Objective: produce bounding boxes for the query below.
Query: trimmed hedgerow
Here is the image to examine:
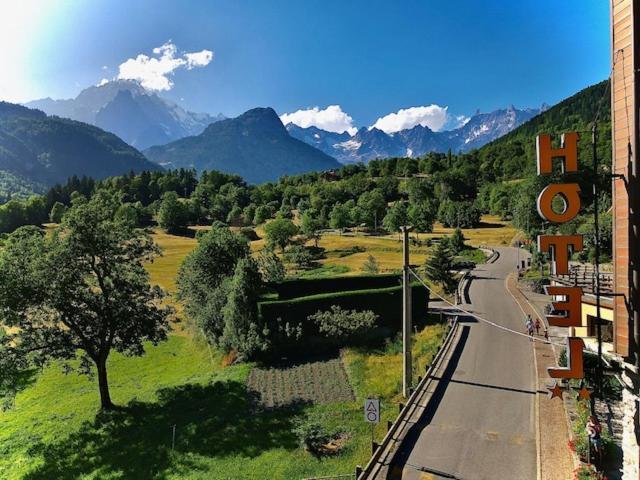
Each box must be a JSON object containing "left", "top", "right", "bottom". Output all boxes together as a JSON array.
[
  {"left": 258, "top": 283, "right": 428, "bottom": 355},
  {"left": 270, "top": 274, "right": 401, "bottom": 300}
]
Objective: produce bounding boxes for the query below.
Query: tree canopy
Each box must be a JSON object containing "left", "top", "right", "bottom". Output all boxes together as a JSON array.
[{"left": 0, "top": 192, "right": 172, "bottom": 409}]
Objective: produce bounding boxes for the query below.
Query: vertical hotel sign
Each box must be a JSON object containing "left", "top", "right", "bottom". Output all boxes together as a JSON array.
[{"left": 535, "top": 133, "right": 586, "bottom": 395}]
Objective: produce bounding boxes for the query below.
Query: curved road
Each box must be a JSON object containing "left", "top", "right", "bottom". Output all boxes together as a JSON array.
[{"left": 395, "top": 247, "right": 537, "bottom": 479}]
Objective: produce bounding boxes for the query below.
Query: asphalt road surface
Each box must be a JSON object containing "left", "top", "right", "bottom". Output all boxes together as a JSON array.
[{"left": 393, "top": 247, "right": 537, "bottom": 480}]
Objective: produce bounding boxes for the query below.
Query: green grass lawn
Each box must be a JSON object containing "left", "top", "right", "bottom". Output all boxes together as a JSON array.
[
  {"left": 0, "top": 323, "right": 447, "bottom": 480},
  {"left": 0, "top": 226, "right": 453, "bottom": 480}
]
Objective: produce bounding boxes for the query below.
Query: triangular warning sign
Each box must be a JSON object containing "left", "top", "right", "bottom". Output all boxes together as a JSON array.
[{"left": 367, "top": 401, "right": 377, "bottom": 412}]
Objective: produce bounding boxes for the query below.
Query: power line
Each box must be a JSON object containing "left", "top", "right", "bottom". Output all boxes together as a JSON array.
[{"left": 408, "top": 266, "right": 566, "bottom": 347}]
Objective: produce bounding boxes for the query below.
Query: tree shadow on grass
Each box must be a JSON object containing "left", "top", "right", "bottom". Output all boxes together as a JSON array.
[{"left": 24, "top": 380, "right": 305, "bottom": 480}]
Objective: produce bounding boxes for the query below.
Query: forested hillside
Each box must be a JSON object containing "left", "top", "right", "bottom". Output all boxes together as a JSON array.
[
  {"left": 0, "top": 102, "right": 161, "bottom": 195},
  {"left": 0, "top": 80, "right": 613, "bottom": 261},
  {"left": 144, "top": 107, "right": 341, "bottom": 183},
  {"left": 476, "top": 80, "right": 611, "bottom": 181}
]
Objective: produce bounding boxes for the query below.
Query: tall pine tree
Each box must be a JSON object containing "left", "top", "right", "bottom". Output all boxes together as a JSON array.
[{"left": 425, "top": 241, "right": 457, "bottom": 295}]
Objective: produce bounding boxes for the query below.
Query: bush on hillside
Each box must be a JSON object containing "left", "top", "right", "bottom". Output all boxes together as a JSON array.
[{"left": 308, "top": 306, "right": 378, "bottom": 340}]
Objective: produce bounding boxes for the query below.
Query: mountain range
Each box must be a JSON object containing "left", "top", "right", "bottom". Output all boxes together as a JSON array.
[
  {"left": 286, "top": 104, "right": 548, "bottom": 164},
  {"left": 144, "top": 107, "right": 341, "bottom": 183},
  {"left": 0, "top": 102, "right": 160, "bottom": 194},
  {"left": 26, "top": 80, "right": 225, "bottom": 150}
]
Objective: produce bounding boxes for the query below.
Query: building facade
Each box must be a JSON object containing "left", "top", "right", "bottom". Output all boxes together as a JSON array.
[{"left": 611, "top": 1, "right": 640, "bottom": 478}]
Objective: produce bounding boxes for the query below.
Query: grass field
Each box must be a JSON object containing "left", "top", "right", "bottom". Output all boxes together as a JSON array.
[
  {"left": 295, "top": 215, "right": 516, "bottom": 277},
  {"left": 0, "top": 217, "right": 510, "bottom": 479},
  {"left": 0, "top": 322, "right": 447, "bottom": 480}
]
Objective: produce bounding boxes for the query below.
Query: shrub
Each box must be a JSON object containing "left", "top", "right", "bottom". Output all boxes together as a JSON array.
[
  {"left": 338, "top": 245, "right": 366, "bottom": 257},
  {"left": 572, "top": 400, "right": 615, "bottom": 465},
  {"left": 257, "top": 249, "right": 286, "bottom": 283},
  {"left": 528, "top": 277, "right": 550, "bottom": 294},
  {"left": 309, "top": 306, "right": 378, "bottom": 339},
  {"left": 450, "top": 228, "right": 465, "bottom": 254},
  {"left": 362, "top": 254, "right": 379, "bottom": 274},
  {"left": 293, "top": 418, "right": 342, "bottom": 457},
  {"left": 573, "top": 463, "right": 606, "bottom": 479},
  {"left": 284, "top": 245, "right": 315, "bottom": 270}
]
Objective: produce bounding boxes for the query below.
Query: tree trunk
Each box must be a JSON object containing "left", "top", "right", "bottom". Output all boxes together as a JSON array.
[{"left": 96, "top": 358, "right": 114, "bottom": 410}]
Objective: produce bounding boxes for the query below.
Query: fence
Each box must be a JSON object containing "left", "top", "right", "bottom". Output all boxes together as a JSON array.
[
  {"left": 356, "top": 315, "right": 461, "bottom": 479},
  {"left": 551, "top": 264, "right": 614, "bottom": 296}
]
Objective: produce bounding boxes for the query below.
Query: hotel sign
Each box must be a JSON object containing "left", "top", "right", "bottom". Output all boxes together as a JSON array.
[{"left": 535, "top": 133, "right": 585, "bottom": 386}]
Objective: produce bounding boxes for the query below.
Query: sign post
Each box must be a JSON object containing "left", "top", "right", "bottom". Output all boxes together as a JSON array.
[{"left": 364, "top": 398, "right": 380, "bottom": 454}]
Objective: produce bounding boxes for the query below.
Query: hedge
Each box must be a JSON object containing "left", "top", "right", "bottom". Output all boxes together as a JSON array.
[
  {"left": 258, "top": 283, "right": 428, "bottom": 355},
  {"left": 260, "top": 284, "right": 427, "bottom": 328},
  {"left": 270, "top": 273, "right": 401, "bottom": 300}
]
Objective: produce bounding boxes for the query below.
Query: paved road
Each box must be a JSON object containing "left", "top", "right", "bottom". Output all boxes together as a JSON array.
[{"left": 393, "top": 247, "right": 537, "bottom": 480}]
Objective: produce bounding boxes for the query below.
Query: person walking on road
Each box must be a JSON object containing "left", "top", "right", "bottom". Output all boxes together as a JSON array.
[
  {"left": 544, "top": 327, "right": 549, "bottom": 342},
  {"left": 534, "top": 317, "right": 541, "bottom": 335},
  {"left": 525, "top": 316, "right": 534, "bottom": 341},
  {"left": 586, "top": 415, "right": 603, "bottom": 467}
]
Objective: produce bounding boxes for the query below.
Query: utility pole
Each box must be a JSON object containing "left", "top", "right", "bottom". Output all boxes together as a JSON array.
[
  {"left": 592, "top": 123, "right": 603, "bottom": 400},
  {"left": 401, "top": 226, "right": 412, "bottom": 398}
]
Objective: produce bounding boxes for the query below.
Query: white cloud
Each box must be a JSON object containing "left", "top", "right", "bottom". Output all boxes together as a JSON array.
[
  {"left": 97, "top": 78, "right": 109, "bottom": 87},
  {"left": 117, "top": 41, "right": 213, "bottom": 91},
  {"left": 185, "top": 50, "right": 213, "bottom": 69},
  {"left": 280, "top": 105, "right": 357, "bottom": 135},
  {"left": 371, "top": 105, "right": 450, "bottom": 133}
]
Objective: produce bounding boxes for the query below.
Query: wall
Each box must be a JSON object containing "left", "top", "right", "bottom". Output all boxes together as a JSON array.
[{"left": 611, "top": 2, "right": 640, "bottom": 478}]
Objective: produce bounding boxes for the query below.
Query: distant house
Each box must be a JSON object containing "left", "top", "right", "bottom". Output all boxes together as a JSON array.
[{"left": 320, "top": 170, "right": 339, "bottom": 181}]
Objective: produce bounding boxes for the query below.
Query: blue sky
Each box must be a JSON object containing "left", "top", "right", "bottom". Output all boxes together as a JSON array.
[{"left": 0, "top": 0, "right": 609, "bottom": 132}]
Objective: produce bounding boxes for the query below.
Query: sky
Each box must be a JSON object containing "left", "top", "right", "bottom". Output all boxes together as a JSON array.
[{"left": 0, "top": 0, "right": 610, "bottom": 133}]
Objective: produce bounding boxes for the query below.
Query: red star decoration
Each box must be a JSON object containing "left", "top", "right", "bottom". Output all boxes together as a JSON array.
[
  {"left": 577, "top": 385, "right": 591, "bottom": 401},
  {"left": 547, "top": 381, "right": 564, "bottom": 399}
]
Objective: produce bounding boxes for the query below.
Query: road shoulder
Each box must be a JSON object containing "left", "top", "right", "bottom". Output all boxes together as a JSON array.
[{"left": 506, "top": 272, "right": 575, "bottom": 480}]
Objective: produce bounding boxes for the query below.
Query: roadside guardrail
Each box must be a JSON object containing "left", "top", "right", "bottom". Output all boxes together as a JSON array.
[{"left": 355, "top": 315, "right": 460, "bottom": 479}]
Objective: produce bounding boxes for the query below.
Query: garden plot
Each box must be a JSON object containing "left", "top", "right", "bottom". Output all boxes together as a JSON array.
[{"left": 246, "top": 358, "right": 355, "bottom": 408}]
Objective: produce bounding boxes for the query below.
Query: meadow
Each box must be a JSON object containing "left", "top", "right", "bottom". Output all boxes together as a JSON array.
[{"left": 0, "top": 216, "right": 514, "bottom": 479}]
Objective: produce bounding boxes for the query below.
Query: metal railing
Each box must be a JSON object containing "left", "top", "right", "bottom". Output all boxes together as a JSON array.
[{"left": 356, "top": 315, "right": 461, "bottom": 479}]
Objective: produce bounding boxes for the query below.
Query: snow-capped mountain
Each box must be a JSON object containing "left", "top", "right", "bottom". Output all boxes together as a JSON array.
[
  {"left": 26, "top": 80, "right": 225, "bottom": 150},
  {"left": 287, "top": 105, "right": 544, "bottom": 163}
]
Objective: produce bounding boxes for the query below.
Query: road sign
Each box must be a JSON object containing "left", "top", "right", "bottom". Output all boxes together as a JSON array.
[{"left": 364, "top": 398, "right": 380, "bottom": 423}]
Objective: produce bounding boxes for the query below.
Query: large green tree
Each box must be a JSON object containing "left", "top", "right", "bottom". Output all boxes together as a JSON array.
[
  {"left": 408, "top": 201, "right": 436, "bottom": 234},
  {"left": 300, "top": 210, "right": 322, "bottom": 247},
  {"left": 177, "top": 226, "right": 266, "bottom": 356},
  {"left": 220, "top": 257, "right": 268, "bottom": 357},
  {"left": 0, "top": 192, "right": 172, "bottom": 410},
  {"left": 383, "top": 200, "right": 408, "bottom": 239},
  {"left": 157, "top": 191, "right": 189, "bottom": 233},
  {"left": 264, "top": 217, "right": 298, "bottom": 252}
]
